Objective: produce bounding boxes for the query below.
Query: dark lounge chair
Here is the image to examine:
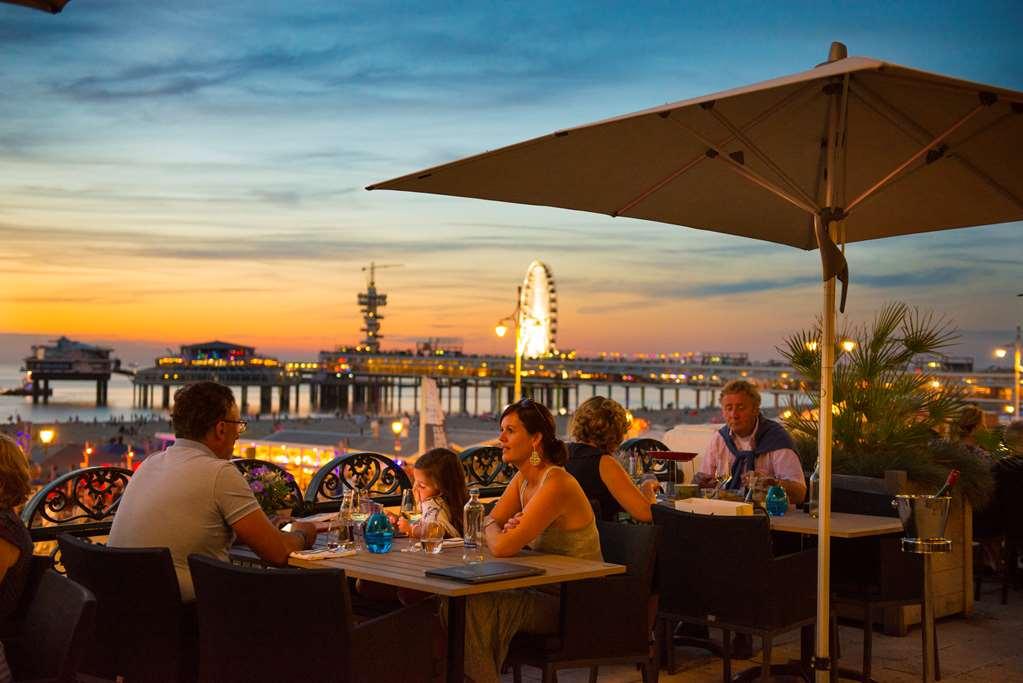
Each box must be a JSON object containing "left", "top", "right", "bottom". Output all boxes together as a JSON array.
[
  {"left": 505, "top": 520, "right": 660, "bottom": 683},
  {"left": 652, "top": 505, "right": 816, "bottom": 682},
  {"left": 5, "top": 570, "right": 96, "bottom": 683},
  {"left": 58, "top": 533, "right": 195, "bottom": 682},
  {"left": 188, "top": 554, "right": 437, "bottom": 683}
]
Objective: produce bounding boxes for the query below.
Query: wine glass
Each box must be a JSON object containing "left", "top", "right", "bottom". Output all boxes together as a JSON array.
[{"left": 399, "top": 488, "right": 422, "bottom": 552}]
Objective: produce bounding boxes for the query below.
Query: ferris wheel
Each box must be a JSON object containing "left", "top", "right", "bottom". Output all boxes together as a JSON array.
[{"left": 518, "top": 260, "right": 558, "bottom": 358}]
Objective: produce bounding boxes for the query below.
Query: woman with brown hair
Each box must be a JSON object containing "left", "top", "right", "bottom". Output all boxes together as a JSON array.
[
  {"left": 0, "top": 434, "right": 32, "bottom": 623},
  {"left": 454, "top": 398, "right": 599, "bottom": 682},
  {"left": 566, "top": 396, "right": 659, "bottom": 522}
]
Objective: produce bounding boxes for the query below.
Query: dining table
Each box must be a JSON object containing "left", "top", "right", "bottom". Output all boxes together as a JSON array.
[
  {"left": 287, "top": 541, "right": 625, "bottom": 683},
  {"left": 768, "top": 508, "right": 904, "bottom": 538}
]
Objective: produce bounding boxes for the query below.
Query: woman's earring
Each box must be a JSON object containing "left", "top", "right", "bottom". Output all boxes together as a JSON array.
[{"left": 529, "top": 449, "right": 541, "bottom": 466}]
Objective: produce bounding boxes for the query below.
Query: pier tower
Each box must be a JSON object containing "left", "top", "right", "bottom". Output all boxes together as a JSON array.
[{"left": 358, "top": 262, "right": 399, "bottom": 352}]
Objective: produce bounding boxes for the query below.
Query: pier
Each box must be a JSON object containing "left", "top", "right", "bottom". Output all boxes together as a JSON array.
[{"left": 23, "top": 337, "right": 123, "bottom": 406}]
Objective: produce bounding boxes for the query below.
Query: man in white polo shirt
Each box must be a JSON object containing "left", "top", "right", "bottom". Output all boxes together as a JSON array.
[
  {"left": 109, "top": 381, "right": 316, "bottom": 601},
  {"left": 693, "top": 379, "right": 807, "bottom": 505}
]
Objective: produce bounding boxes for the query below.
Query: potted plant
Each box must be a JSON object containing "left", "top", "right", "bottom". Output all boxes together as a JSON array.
[
  {"left": 779, "top": 302, "right": 994, "bottom": 626},
  {"left": 243, "top": 466, "right": 300, "bottom": 517}
]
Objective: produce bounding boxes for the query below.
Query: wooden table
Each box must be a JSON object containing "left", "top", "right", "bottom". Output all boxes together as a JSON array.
[
  {"left": 769, "top": 509, "right": 904, "bottom": 538},
  {"left": 290, "top": 543, "right": 624, "bottom": 683}
]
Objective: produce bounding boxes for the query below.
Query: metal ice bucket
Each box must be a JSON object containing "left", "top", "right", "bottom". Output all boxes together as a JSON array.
[{"left": 892, "top": 494, "right": 951, "bottom": 540}]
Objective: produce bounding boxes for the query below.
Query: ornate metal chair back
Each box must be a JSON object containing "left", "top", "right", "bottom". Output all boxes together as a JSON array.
[
  {"left": 459, "top": 445, "right": 515, "bottom": 488},
  {"left": 304, "top": 452, "right": 411, "bottom": 508},
  {"left": 619, "top": 437, "right": 672, "bottom": 479},
  {"left": 21, "top": 465, "right": 134, "bottom": 568}
]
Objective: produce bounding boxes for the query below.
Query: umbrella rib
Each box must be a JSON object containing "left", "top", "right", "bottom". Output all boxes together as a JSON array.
[
  {"left": 612, "top": 81, "right": 819, "bottom": 218},
  {"left": 672, "top": 119, "right": 820, "bottom": 216},
  {"left": 704, "top": 107, "right": 819, "bottom": 209},
  {"left": 849, "top": 82, "right": 1023, "bottom": 211},
  {"left": 612, "top": 155, "right": 706, "bottom": 217},
  {"left": 845, "top": 102, "right": 989, "bottom": 214}
]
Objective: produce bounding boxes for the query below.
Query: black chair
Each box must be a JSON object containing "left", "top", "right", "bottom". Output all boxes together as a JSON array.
[
  {"left": 827, "top": 476, "right": 939, "bottom": 682},
  {"left": 4, "top": 570, "right": 96, "bottom": 683},
  {"left": 973, "top": 456, "right": 1023, "bottom": 604},
  {"left": 187, "top": 554, "right": 436, "bottom": 683},
  {"left": 506, "top": 521, "right": 660, "bottom": 683},
  {"left": 57, "top": 534, "right": 195, "bottom": 683},
  {"left": 303, "top": 451, "right": 412, "bottom": 511},
  {"left": 652, "top": 506, "right": 816, "bottom": 682}
]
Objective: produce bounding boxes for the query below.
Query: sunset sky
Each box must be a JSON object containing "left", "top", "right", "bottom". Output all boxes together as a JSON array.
[{"left": 2, "top": 1, "right": 1021, "bottom": 366}]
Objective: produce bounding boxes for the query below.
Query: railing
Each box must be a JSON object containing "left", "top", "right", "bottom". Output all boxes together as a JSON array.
[{"left": 303, "top": 452, "right": 411, "bottom": 511}]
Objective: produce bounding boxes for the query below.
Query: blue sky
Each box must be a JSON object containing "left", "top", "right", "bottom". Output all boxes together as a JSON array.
[{"left": 1, "top": 0, "right": 1021, "bottom": 365}]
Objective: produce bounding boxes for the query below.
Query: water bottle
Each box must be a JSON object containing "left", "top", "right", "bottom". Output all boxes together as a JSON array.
[
  {"left": 364, "top": 506, "right": 394, "bottom": 554},
  {"left": 463, "top": 488, "right": 485, "bottom": 563},
  {"left": 808, "top": 458, "right": 821, "bottom": 519},
  {"left": 765, "top": 485, "right": 789, "bottom": 516}
]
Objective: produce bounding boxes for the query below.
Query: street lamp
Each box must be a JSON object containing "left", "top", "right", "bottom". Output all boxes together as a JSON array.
[
  {"left": 391, "top": 419, "right": 403, "bottom": 454},
  {"left": 495, "top": 286, "right": 526, "bottom": 402},
  {"left": 1001, "top": 324, "right": 1021, "bottom": 419},
  {"left": 38, "top": 427, "right": 55, "bottom": 460}
]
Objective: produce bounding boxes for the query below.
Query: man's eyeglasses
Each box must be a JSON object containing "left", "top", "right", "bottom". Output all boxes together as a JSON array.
[{"left": 221, "top": 419, "right": 248, "bottom": 434}]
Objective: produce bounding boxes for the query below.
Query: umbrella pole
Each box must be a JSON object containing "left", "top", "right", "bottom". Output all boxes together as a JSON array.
[
  {"left": 816, "top": 261, "right": 836, "bottom": 682},
  {"left": 815, "top": 47, "right": 845, "bottom": 680}
]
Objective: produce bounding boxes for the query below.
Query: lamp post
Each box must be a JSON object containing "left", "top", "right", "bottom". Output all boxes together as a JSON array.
[
  {"left": 391, "top": 419, "right": 403, "bottom": 454},
  {"left": 495, "top": 286, "right": 524, "bottom": 403},
  {"left": 995, "top": 321, "right": 1021, "bottom": 419},
  {"left": 38, "top": 427, "right": 55, "bottom": 460}
]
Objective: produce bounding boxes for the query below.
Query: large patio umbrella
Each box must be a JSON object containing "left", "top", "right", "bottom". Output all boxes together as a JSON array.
[
  {"left": 368, "top": 42, "right": 1023, "bottom": 679},
  {"left": 1, "top": 0, "right": 70, "bottom": 13}
]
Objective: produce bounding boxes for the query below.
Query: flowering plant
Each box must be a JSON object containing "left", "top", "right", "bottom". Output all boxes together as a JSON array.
[{"left": 244, "top": 466, "right": 299, "bottom": 515}]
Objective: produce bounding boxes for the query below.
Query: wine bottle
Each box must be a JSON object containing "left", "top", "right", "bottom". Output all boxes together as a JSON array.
[{"left": 933, "top": 469, "right": 959, "bottom": 498}]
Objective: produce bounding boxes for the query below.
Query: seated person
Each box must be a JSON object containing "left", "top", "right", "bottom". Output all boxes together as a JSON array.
[
  {"left": 452, "top": 398, "right": 600, "bottom": 683},
  {"left": 0, "top": 434, "right": 33, "bottom": 678},
  {"left": 693, "top": 380, "right": 806, "bottom": 505},
  {"left": 396, "top": 447, "right": 466, "bottom": 540},
  {"left": 566, "top": 396, "right": 659, "bottom": 522},
  {"left": 108, "top": 381, "right": 317, "bottom": 601}
]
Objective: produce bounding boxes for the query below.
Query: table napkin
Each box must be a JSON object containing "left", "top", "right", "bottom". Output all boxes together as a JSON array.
[{"left": 290, "top": 548, "right": 357, "bottom": 560}]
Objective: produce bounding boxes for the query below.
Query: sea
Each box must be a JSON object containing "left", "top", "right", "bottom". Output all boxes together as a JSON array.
[{"left": 0, "top": 363, "right": 703, "bottom": 424}]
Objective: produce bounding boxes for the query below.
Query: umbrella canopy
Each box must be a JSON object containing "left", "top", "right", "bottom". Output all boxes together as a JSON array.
[
  {"left": 1, "top": 0, "right": 71, "bottom": 13},
  {"left": 370, "top": 51, "right": 1022, "bottom": 248},
  {"left": 368, "top": 42, "right": 1023, "bottom": 680}
]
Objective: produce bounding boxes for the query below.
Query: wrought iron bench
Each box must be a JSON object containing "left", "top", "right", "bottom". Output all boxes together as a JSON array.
[{"left": 303, "top": 452, "right": 411, "bottom": 512}]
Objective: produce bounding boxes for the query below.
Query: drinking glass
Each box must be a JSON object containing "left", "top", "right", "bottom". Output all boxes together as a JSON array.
[
  {"left": 327, "top": 491, "right": 356, "bottom": 552},
  {"left": 348, "top": 488, "right": 370, "bottom": 548},
  {"left": 399, "top": 489, "right": 422, "bottom": 552},
  {"left": 420, "top": 520, "right": 445, "bottom": 554}
]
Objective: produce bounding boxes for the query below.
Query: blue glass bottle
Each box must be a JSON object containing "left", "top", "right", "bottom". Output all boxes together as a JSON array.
[
  {"left": 364, "top": 510, "right": 394, "bottom": 553},
  {"left": 765, "top": 485, "right": 789, "bottom": 516}
]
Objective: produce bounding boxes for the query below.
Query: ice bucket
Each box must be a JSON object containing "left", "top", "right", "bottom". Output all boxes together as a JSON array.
[{"left": 892, "top": 494, "right": 951, "bottom": 540}]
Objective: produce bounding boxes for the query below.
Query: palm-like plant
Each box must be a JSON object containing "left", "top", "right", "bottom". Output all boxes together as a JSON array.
[{"left": 779, "top": 302, "right": 992, "bottom": 507}]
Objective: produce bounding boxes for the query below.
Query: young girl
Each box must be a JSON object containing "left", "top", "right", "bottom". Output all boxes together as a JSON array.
[{"left": 398, "top": 447, "right": 467, "bottom": 539}]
